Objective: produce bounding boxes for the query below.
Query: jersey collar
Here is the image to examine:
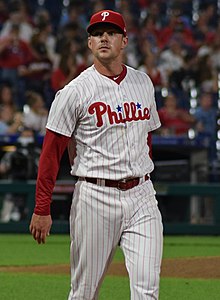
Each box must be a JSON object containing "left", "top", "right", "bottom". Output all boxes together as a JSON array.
[{"left": 107, "top": 64, "right": 127, "bottom": 84}]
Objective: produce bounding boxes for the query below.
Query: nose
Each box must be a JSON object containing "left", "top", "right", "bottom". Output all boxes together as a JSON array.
[{"left": 100, "top": 31, "right": 109, "bottom": 39}]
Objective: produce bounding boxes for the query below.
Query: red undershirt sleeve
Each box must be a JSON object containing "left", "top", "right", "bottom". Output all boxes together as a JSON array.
[
  {"left": 147, "top": 132, "right": 152, "bottom": 159},
  {"left": 34, "top": 129, "right": 71, "bottom": 216}
]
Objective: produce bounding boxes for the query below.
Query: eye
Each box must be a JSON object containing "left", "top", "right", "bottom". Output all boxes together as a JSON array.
[
  {"left": 91, "top": 31, "right": 103, "bottom": 37},
  {"left": 108, "top": 31, "right": 116, "bottom": 36},
  {"left": 90, "top": 30, "right": 120, "bottom": 37}
]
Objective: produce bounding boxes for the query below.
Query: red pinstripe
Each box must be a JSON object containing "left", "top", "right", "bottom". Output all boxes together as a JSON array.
[{"left": 68, "top": 179, "right": 163, "bottom": 299}]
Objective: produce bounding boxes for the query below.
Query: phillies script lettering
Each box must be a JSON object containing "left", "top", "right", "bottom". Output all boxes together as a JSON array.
[{"left": 88, "top": 101, "right": 150, "bottom": 127}]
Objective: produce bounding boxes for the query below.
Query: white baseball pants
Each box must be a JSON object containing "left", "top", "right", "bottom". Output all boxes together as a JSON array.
[{"left": 68, "top": 178, "right": 163, "bottom": 300}]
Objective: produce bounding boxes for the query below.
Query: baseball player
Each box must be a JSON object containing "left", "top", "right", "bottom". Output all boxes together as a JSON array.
[{"left": 29, "top": 9, "right": 163, "bottom": 300}]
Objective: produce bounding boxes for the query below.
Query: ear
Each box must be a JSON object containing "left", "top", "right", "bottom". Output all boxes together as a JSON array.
[
  {"left": 88, "top": 37, "right": 92, "bottom": 50},
  {"left": 121, "top": 36, "right": 128, "bottom": 50}
]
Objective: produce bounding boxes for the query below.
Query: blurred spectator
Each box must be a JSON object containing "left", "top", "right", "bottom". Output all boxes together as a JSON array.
[
  {"left": 0, "top": 104, "right": 23, "bottom": 134},
  {"left": 59, "top": 0, "right": 88, "bottom": 30},
  {"left": 194, "top": 92, "right": 217, "bottom": 161},
  {"left": 158, "top": 6, "right": 194, "bottom": 50},
  {"left": 138, "top": 49, "right": 166, "bottom": 108},
  {"left": 167, "top": 50, "right": 200, "bottom": 110},
  {"left": 0, "top": 127, "right": 40, "bottom": 222},
  {"left": 0, "top": 0, "right": 33, "bottom": 42},
  {"left": 115, "top": 0, "right": 140, "bottom": 68},
  {"left": 22, "top": 90, "right": 48, "bottom": 135},
  {"left": 42, "top": 0, "right": 63, "bottom": 32},
  {"left": 209, "top": 22, "right": 220, "bottom": 72},
  {"left": 138, "top": 51, "right": 165, "bottom": 87},
  {"left": 158, "top": 93, "right": 195, "bottom": 136},
  {"left": 65, "top": 37, "right": 86, "bottom": 67},
  {"left": 55, "top": 21, "right": 86, "bottom": 57},
  {"left": 123, "top": 10, "right": 140, "bottom": 67},
  {"left": 79, "top": 45, "right": 93, "bottom": 69},
  {"left": 138, "top": 2, "right": 164, "bottom": 29},
  {"left": 139, "top": 14, "right": 160, "bottom": 55},
  {"left": 117, "top": 0, "right": 139, "bottom": 20},
  {"left": 51, "top": 52, "right": 80, "bottom": 93},
  {"left": 0, "top": 82, "right": 17, "bottom": 110},
  {"left": 158, "top": 35, "right": 186, "bottom": 87},
  {"left": 33, "top": 8, "right": 58, "bottom": 68},
  {"left": 34, "top": 7, "right": 50, "bottom": 27},
  {"left": 193, "top": 2, "right": 217, "bottom": 39},
  {"left": 194, "top": 53, "right": 218, "bottom": 93},
  {"left": 90, "top": 0, "right": 106, "bottom": 14},
  {"left": 0, "top": 0, "right": 9, "bottom": 31},
  {"left": 18, "top": 34, "right": 53, "bottom": 105},
  {"left": 51, "top": 39, "right": 87, "bottom": 93},
  {"left": 19, "top": 0, "right": 34, "bottom": 26},
  {"left": 0, "top": 23, "right": 32, "bottom": 101},
  {"left": 56, "top": 2, "right": 87, "bottom": 57}
]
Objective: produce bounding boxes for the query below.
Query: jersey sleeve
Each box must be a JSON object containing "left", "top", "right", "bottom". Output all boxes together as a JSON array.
[
  {"left": 147, "top": 77, "right": 161, "bottom": 132},
  {"left": 34, "top": 129, "right": 70, "bottom": 215},
  {"left": 46, "top": 85, "right": 81, "bottom": 137}
]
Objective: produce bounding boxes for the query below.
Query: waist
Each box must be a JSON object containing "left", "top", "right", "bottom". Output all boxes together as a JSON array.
[{"left": 78, "top": 174, "right": 149, "bottom": 191}]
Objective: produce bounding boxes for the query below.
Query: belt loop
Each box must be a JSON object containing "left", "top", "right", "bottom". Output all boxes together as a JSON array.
[
  {"left": 139, "top": 175, "right": 145, "bottom": 184},
  {"left": 139, "top": 174, "right": 149, "bottom": 184}
]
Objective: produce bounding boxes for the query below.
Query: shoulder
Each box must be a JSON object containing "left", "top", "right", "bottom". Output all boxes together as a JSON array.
[
  {"left": 56, "top": 65, "right": 98, "bottom": 101},
  {"left": 126, "top": 65, "right": 152, "bottom": 81},
  {"left": 66, "top": 65, "right": 96, "bottom": 87},
  {"left": 125, "top": 65, "right": 154, "bottom": 91}
]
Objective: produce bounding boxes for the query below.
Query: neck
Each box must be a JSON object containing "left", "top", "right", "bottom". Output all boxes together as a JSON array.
[{"left": 93, "top": 58, "right": 123, "bottom": 76}]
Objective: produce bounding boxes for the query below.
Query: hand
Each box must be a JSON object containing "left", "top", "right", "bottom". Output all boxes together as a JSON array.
[{"left": 29, "top": 213, "right": 52, "bottom": 244}]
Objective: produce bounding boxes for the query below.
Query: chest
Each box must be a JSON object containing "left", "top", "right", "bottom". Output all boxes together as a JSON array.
[{"left": 81, "top": 83, "right": 152, "bottom": 129}]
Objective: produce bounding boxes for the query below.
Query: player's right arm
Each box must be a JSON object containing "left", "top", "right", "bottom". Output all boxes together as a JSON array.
[{"left": 29, "top": 129, "right": 70, "bottom": 244}]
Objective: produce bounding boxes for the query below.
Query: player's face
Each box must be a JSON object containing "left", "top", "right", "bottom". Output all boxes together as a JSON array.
[{"left": 88, "top": 25, "right": 128, "bottom": 63}]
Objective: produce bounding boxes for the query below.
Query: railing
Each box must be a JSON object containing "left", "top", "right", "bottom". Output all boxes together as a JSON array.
[
  {"left": 0, "top": 180, "right": 220, "bottom": 234},
  {"left": 0, "top": 180, "right": 73, "bottom": 233},
  {"left": 155, "top": 182, "right": 220, "bottom": 235}
]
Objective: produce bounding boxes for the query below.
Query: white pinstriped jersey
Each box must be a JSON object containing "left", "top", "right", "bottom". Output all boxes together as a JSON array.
[{"left": 46, "top": 65, "right": 161, "bottom": 180}]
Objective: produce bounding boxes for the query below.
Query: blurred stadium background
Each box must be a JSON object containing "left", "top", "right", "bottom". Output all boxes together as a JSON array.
[{"left": 0, "top": 0, "right": 220, "bottom": 235}]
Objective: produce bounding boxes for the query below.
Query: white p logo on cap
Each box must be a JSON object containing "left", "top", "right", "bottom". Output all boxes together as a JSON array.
[
  {"left": 101, "top": 11, "right": 110, "bottom": 21},
  {"left": 87, "top": 10, "right": 126, "bottom": 36}
]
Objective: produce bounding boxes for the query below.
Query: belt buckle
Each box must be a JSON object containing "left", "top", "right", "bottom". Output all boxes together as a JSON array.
[{"left": 117, "top": 178, "right": 127, "bottom": 191}]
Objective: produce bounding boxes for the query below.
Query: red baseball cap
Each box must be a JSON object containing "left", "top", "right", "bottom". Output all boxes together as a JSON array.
[{"left": 87, "top": 10, "right": 127, "bottom": 36}]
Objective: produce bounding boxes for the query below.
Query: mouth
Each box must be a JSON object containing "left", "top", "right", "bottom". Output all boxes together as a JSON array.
[{"left": 99, "top": 44, "right": 110, "bottom": 50}]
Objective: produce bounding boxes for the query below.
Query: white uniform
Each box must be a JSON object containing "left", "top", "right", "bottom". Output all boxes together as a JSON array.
[{"left": 47, "top": 65, "right": 163, "bottom": 299}]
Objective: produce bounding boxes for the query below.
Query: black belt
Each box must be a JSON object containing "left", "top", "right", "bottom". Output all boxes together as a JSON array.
[{"left": 79, "top": 174, "right": 149, "bottom": 191}]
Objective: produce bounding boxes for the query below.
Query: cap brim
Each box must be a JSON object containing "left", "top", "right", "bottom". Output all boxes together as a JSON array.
[{"left": 87, "top": 22, "right": 125, "bottom": 35}]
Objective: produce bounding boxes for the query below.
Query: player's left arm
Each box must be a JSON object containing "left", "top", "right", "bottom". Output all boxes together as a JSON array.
[
  {"left": 147, "top": 132, "right": 152, "bottom": 159},
  {"left": 29, "top": 129, "right": 71, "bottom": 244}
]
